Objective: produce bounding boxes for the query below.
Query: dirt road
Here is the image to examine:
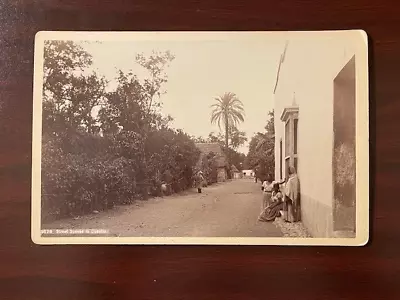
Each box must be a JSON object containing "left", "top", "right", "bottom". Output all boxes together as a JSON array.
[{"left": 43, "top": 179, "right": 283, "bottom": 237}]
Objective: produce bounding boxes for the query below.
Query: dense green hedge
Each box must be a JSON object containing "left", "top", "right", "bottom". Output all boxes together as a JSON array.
[{"left": 41, "top": 128, "right": 200, "bottom": 222}]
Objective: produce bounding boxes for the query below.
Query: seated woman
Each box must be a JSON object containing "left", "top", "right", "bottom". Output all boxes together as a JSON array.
[{"left": 258, "top": 182, "right": 284, "bottom": 222}]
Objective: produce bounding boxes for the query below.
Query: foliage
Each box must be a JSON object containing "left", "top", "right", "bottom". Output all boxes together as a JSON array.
[
  {"left": 228, "top": 149, "right": 246, "bottom": 171},
  {"left": 199, "top": 152, "right": 218, "bottom": 185},
  {"left": 135, "top": 50, "right": 175, "bottom": 111},
  {"left": 207, "top": 131, "right": 225, "bottom": 144},
  {"left": 228, "top": 126, "right": 247, "bottom": 150},
  {"left": 41, "top": 132, "right": 136, "bottom": 220},
  {"left": 210, "top": 92, "right": 245, "bottom": 131},
  {"left": 41, "top": 41, "right": 199, "bottom": 222},
  {"left": 206, "top": 128, "right": 247, "bottom": 150},
  {"left": 145, "top": 128, "right": 200, "bottom": 192},
  {"left": 246, "top": 111, "right": 275, "bottom": 180},
  {"left": 210, "top": 92, "right": 245, "bottom": 149},
  {"left": 210, "top": 92, "right": 245, "bottom": 178},
  {"left": 42, "top": 41, "right": 107, "bottom": 136},
  {"left": 195, "top": 130, "right": 246, "bottom": 174}
]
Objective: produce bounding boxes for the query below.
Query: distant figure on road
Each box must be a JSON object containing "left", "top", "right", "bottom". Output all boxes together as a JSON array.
[
  {"left": 283, "top": 166, "right": 301, "bottom": 223},
  {"left": 195, "top": 171, "right": 205, "bottom": 193},
  {"left": 162, "top": 168, "right": 173, "bottom": 195},
  {"left": 258, "top": 182, "right": 284, "bottom": 222},
  {"left": 161, "top": 183, "right": 168, "bottom": 195}
]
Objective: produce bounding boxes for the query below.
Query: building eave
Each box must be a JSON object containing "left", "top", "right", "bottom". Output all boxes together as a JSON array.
[
  {"left": 280, "top": 106, "right": 299, "bottom": 122},
  {"left": 273, "top": 41, "right": 289, "bottom": 95},
  {"left": 273, "top": 57, "right": 283, "bottom": 95}
]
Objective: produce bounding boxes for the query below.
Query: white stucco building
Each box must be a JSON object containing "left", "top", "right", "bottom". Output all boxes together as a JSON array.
[
  {"left": 273, "top": 32, "right": 364, "bottom": 238},
  {"left": 242, "top": 170, "right": 254, "bottom": 177}
]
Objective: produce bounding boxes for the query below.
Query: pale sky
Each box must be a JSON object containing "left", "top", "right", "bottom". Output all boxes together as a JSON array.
[{"left": 80, "top": 38, "right": 285, "bottom": 154}]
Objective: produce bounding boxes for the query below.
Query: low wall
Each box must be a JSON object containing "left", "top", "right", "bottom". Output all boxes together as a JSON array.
[{"left": 300, "top": 194, "right": 333, "bottom": 238}]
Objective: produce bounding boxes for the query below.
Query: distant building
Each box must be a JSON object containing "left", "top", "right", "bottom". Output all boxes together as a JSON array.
[
  {"left": 195, "top": 143, "right": 228, "bottom": 182},
  {"left": 231, "top": 164, "right": 241, "bottom": 179},
  {"left": 273, "top": 35, "right": 358, "bottom": 238},
  {"left": 242, "top": 169, "right": 254, "bottom": 177}
]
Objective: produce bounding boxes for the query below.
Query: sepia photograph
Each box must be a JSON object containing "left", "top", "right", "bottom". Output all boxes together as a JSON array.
[{"left": 31, "top": 31, "right": 369, "bottom": 245}]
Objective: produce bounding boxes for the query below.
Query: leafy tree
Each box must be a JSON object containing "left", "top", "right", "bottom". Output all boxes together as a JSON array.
[
  {"left": 43, "top": 41, "right": 92, "bottom": 95},
  {"left": 246, "top": 110, "right": 275, "bottom": 180},
  {"left": 98, "top": 71, "right": 145, "bottom": 135},
  {"left": 133, "top": 51, "right": 175, "bottom": 191},
  {"left": 193, "top": 136, "right": 207, "bottom": 143},
  {"left": 135, "top": 50, "right": 175, "bottom": 116},
  {"left": 227, "top": 149, "right": 246, "bottom": 171},
  {"left": 206, "top": 127, "right": 247, "bottom": 150},
  {"left": 207, "top": 131, "right": 225, "bottom": 144},
  {"left": 200, "top": 151, "right": 218, "bottom": 184},
  {"left": 228, "top": 126, "right": 247, "bottom": 150},
  {"left": 264, "top": 110, "right": 275, "bottom": 134},
  {"left": 41, "top": 42, "right": 200, "bottom": 220},
  {"left": 97, "top": 51, "right": 175, "bottom": 197},
  {"left": 42, "top": 41, "right": 107, "bottom": 136},
  {"left": 204, "top": 130, "right": 246, "bottom": 173}
]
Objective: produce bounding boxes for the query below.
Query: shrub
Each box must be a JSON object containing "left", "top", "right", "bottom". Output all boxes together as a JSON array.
[{"left": 41, "top": 127, "right": 200, "bottom": 222}]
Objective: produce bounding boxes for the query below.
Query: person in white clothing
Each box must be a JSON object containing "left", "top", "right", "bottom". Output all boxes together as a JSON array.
[{"left": 261, "top": 174, "right": 274, "bottom": 211}]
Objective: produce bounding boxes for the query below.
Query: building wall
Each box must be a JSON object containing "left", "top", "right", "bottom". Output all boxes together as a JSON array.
[
  {"left": 234, "top": 173, "right": 242, "bottom": 179},
  {"left": 242, "top": 170, "right": 254, "bottom": 177},
  {"left": 273, "top": 33, "right": 357, "bottom": 237}
]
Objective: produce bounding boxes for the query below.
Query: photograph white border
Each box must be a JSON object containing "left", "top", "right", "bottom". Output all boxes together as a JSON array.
[{"left": 31, "top": 30, "right": 369, "bottom": 246}]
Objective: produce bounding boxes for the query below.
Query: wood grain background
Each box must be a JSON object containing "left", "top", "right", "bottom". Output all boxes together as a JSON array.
[{"left": 0, "top": 0, "right": 398, "bottom": 299}]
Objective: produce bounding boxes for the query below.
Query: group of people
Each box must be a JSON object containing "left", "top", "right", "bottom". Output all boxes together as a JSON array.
[
  {"left": 192, "top": 168, "right": 300, "bottom": 223},
  {"left": 258, "top": 166, "right": 300, "bottom": 223}
]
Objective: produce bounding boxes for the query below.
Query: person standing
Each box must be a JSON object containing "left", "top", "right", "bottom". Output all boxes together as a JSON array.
[
  {"left": 283, "top": 166, "right": 301, "bottom": 222},
  {"left": 261, "top": 174, "right": 274, "bottom": 211},
  {"left": 162, "top": 168, "right": 173, "bottom": 195},
  {"left": 195, "top": 171, "right": 205, "bottom": 193}
]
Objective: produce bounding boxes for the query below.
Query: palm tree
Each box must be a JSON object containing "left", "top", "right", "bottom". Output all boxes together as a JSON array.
[{"left": 210, "top": 92, "right": 245, "bottom": 176}]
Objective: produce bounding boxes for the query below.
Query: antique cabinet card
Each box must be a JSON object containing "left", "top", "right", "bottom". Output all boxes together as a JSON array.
[{"left": 32, "top": 31, "right": 369, "bottom": 245}]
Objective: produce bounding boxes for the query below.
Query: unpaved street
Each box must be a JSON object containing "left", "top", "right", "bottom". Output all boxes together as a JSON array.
[{"left": 43, "top": 179, "right": 283, "bottom": 237}]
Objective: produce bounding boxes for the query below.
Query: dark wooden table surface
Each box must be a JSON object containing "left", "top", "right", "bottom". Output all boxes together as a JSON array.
[{"left": 0, "top": 0, "right": 399, "bottom": 299}]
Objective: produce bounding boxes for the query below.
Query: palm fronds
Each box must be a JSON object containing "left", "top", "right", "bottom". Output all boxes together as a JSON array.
[{"left": 210, "top": 92, "right": 245, "bottom": 130}]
